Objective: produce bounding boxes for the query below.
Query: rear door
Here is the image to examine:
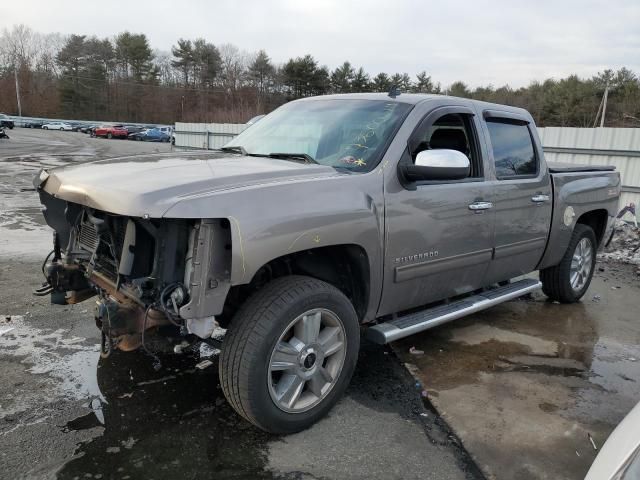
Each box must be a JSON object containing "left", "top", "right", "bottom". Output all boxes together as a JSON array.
[{"left": 477, "top": 110, "right": 552, "bottom": 283}]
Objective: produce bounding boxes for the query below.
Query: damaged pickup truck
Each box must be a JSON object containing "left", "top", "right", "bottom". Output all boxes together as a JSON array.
[{"left": 34, "top": 93, "right": 620, "bottom": 433}]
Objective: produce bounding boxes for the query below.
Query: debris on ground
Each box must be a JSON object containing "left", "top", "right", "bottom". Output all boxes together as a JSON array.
[
  {"left": 0, "top": 326, "right": 14, "bottom": 336},
  {"left": 211, "top": 326, "right": 227, "bottom": 341},
  {"left": 592, "top": 294, "right": 601, "bottom": 303},
  {"left": 601, "top": 221, "right": 640, "bottom": 265},
  {"left": 195, "top": 359, "right": 213, "bottom": 370},
  {"left": 173, "top": 340, "right": 191, "bottom": 354},
  {"left": 409, "top": 346, "right": 425, "bottom": 355},
  {"left": 588, "top": 433, "right": 598, "bottom": 451},
  {"left": 199, "top": 342, "right": 221, "bottom": 359}
]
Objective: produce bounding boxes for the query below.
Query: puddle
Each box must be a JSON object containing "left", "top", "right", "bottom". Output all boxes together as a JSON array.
[
  {"left": 393, "top": 265, "right": 640, "bottom": 480},
  {"left": 0, "top": 315, "right": 102, "bottom": 417}
]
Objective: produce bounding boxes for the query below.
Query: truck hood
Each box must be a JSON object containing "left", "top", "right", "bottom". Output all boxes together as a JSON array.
[{"left": 37, "top": 151, "right": 339, "bottom": 217}]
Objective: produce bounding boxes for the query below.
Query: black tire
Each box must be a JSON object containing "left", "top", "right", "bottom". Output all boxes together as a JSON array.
[
  {"left": 220, "top": 275, "right": 360, "bottom": 434},
  {"left": 43, "top": 126, "right": 48, "bottom": 130},
  {"left": 540, "top": 224, "right": 597, "bottom": 303}
]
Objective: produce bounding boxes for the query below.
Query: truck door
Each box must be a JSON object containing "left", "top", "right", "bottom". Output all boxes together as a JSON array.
[
  {"left": 378, "top": 106, "right": 495, "bottom": 316},
  {"left": 478, "top": 111, "right": 552, "bottom": 284}
]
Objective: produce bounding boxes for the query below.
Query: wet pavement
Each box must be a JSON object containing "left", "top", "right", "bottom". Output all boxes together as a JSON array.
[
  {"left": 0, "top": 129, "right": 480, "bottom": 480},
  {"left": 394, "top": 264, "right": 640, "bottom": 480}
]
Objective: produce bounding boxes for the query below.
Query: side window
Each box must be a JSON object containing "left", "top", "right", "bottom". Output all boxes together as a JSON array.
[
  {"left": 413, "top": 113, "right": 482, "bottom": 178},
  {"left": 486, "top": 120, "right": 537, "bottom": 178}
]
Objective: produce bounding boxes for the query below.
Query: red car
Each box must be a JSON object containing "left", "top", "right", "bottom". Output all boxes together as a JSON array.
[{"left": 92, "top": 125, "right": 128, "bottom": 139}]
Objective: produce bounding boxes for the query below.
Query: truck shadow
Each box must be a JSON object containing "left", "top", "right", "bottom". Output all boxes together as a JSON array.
[{"left": 57, "top": 350, "right": 274, "bottom": 480}]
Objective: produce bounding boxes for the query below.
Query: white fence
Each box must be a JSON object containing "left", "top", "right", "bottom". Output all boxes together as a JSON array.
[
  {"left": 174, "top": 123, "right": 640, "bottom": 209},
  {"left": 539, "top": 127, "right": 640, "bottom": 208},
  {"left": 174, "top": 122, "right": 247, "bottom": 150}
]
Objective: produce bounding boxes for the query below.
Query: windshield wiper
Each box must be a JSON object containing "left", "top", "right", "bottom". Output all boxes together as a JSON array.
[
  {"left": 266, "top": 152, "right": 319, "bottom": 164},
  {"left": 219, "top": 145, "right": 247, "bottom": 155}
]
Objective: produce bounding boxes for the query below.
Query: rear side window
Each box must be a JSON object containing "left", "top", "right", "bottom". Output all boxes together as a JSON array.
[{"left": 486, "top": 120, "right": 537, "bottom": 178}]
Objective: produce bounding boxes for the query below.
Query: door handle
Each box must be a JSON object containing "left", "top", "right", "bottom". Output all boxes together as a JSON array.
[
  {"left": 468, "top": 201, "right": 493, "bottom": 211},
  {"left": 531, "top": 194, "right": 550, "bottom": 203}
]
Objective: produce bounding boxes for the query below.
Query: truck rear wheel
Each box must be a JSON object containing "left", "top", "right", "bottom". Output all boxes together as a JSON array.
[
  {"left": 219, "top": 275, "right": 360, "bottom": 434},
  {"left": 540, "top": 224, "right": 597, "bottom": 303}
]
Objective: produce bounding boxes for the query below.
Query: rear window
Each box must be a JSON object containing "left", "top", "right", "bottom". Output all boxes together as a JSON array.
[{"left": 486, "top": 120, "right": 537, "bottom": 178}]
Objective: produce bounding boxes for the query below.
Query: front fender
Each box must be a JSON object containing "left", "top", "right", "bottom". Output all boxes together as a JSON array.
[{"left": 163, "top": 173, "right": 385, "bottom": 320}]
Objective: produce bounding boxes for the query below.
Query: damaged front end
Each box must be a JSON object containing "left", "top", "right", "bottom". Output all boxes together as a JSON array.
[{"left": 34, "top": 169, "right": 231, "bottom": 355}]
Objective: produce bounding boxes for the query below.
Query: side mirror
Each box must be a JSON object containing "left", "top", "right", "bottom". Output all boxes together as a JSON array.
[{"left": 400, "top": 149, "right": 470, "bottom": 182}]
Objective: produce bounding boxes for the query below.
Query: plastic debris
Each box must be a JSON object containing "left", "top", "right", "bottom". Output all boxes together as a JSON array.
[
  {"left": 592, "top": 294, "right": 601, "bottom": 303},
  {"left": 195, "top": 359, "right": 213, "bottom": 370},
  {"left": 421, "top": 390, "right": 428, "bottom": 398},
  {"left": 199, "top": 342, "right": 220, "bottom": 359},
  {"left": 575, "top": 450, "right": 581, "bottom": 457},
  {"left": 173, "top": 341, "right": 190, "bottom": 354},
  {"left": 588, "top": 433, "right": 598, "bottom": 451},
  {"left": 420, "top": 413, "right": 429, "bottom": 417},
  {"left": 0, "top": 327, "right": 15, "bottom": 337},
  {"left": 409, "top": 346, "right": 425, "bottom": 355}
]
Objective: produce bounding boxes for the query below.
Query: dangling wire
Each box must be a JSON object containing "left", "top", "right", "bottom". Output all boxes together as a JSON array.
[{"left": 41, "top": 250, "right": 55, "bottom": 281}]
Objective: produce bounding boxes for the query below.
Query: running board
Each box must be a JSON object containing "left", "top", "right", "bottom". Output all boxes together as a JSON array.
[{"left": 366, "top": 278, "right": 541, "bottom": 344}]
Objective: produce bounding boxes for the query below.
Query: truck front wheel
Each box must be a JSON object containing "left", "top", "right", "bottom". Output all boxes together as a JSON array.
[
  {"left": 540, "top": 224, "right": 597, "bottom": 303},
  {"left": 219, "top": 275, "right": 360, "bottom": 434}
]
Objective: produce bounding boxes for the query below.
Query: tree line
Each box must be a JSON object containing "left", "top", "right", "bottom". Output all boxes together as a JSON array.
[{"left": 1, "top": 24, "right": 639, "bottom": 127}]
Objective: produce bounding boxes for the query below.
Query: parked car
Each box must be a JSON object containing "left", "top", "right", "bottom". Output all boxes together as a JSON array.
[
  {"left": 123, "top": 125, "right": 146, "bottom": 135},
  {"left": 33, "top": 93, "right": 620, "bottom": 434},
  {"left": 585, "top": 401, "right": 640, "bottom": 479},
  {"left": 128, "top": 128, "right": 170, "bottom": 142},
  {"left": 24, "top": 120, "right": 45, "bottom": 129},
  {"left": 0, "top": 113, "right": 15, "bottom": 129},
  {"left": 69, "top": 122, "right": 84, "bottom": 132},
  {"left": 93, "top": 125, "right": 128, "bottom": 139},
  {"left": 42, "top": 122, "right": 73, "bottom": 131},
  {"left": 80, "top": 125, "right": 98, "bottom": 134}
]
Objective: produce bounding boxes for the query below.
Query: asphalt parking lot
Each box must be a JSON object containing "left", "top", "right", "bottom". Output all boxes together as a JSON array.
[
  {"left": 0, "top": 129, "right": 480, "bottom": 480},
  {"left": 1, "top": 128, "right": 638, "bottom": 480}
]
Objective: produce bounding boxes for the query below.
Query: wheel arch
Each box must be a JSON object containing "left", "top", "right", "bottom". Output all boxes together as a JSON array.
[
  {"left": 576, "top": 209, "right": 608, "bottom": 247},
  {"left": 220, "top": 244, "right": 371, "bottom": 325}
]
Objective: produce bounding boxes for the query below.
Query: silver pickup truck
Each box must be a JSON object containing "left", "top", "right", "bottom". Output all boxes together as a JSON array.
[{"left": 34, "top": 93, "right": 620, "bottom": 433}]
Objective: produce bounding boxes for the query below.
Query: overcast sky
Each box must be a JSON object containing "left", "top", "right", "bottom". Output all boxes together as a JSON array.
[{"left": 3, "top": 0, "right": 639, "bottom": 87}]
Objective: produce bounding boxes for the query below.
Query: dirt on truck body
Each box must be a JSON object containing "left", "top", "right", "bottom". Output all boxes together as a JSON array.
[{"left": 34, "top": 93, "right": 620, "bottom": 433}]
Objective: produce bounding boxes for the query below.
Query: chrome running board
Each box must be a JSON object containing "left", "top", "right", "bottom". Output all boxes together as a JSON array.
[{"left": 366, "top": 278, "right": 541, "bottom": 344}]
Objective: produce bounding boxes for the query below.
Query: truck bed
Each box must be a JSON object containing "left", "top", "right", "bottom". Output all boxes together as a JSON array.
[{"left": 538, "top": 166, "right": 620, "bottom": 270}]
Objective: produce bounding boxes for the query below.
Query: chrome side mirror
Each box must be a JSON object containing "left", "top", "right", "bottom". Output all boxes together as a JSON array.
[{"left": 401, "top": 149, "right": 471, "bottom": 182}]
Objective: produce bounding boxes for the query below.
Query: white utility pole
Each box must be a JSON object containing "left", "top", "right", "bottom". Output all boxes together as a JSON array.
[
  {"left": 14, "top": 66, "right": 22, "bottom": 117},
  {"left": 599, "top": 83, "right": 609, "bottom": 128}
]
